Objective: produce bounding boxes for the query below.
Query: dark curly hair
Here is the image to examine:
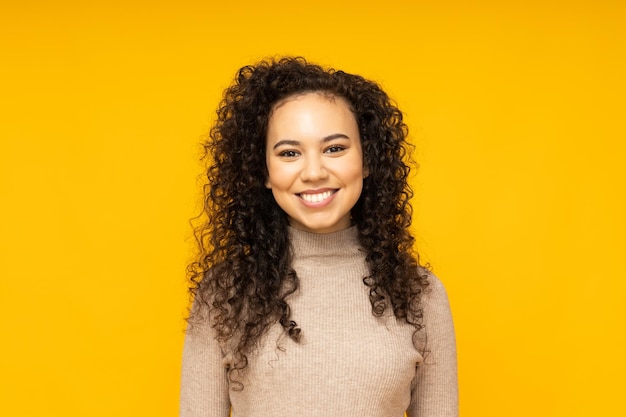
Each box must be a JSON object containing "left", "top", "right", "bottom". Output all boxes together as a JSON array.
[{"left": 188, "top": 56, "right": 429, "bottom": 384}]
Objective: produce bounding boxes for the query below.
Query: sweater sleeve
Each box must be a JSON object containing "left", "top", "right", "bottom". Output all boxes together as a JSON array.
[
  {"left": 407, "top": 274, "right": 459, "bottom": 417},
  {"left": 180, "top": 304, "right": 231, "bottom": 417}
]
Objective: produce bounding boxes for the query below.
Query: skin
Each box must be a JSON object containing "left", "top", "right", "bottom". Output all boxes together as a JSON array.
[{"left": 265, "top": 92, "right": 368, "bottom": 234}]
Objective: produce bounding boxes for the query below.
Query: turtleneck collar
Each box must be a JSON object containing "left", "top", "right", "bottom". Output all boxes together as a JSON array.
[{"left": 288, "top": 226, "right": 364, "bottom": 261}]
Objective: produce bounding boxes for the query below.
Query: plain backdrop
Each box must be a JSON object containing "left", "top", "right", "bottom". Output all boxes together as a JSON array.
[{"left": 1, "top": 1, "right": 625, "bottom": 416}]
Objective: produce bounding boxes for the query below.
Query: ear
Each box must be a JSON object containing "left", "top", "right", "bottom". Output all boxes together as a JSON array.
[
  {"left": 363, "top": 164, "right": 370, "bottom": 179},
  {"left": 263, "top": 165, "right": 272, "bottom": 188}
]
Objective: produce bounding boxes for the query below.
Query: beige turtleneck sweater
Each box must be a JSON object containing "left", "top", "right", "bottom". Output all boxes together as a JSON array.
[{"left": 180, "top": 226, "right": 458, "bottom": 417}]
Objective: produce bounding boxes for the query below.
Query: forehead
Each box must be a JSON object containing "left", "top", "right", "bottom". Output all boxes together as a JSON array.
[
  {"left": 270, "top": 91, "right": 353, "bottom": 115},
  {"left": 266, "top": 93, "right": 359, "bottom": 143}
]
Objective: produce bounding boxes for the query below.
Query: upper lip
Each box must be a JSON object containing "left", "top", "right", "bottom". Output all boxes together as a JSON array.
[{"left": 297, "top": 187, "right": 337, "bottom": 195}]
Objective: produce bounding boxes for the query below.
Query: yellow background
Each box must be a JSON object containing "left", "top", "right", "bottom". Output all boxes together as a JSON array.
[{"left": 1, "top": 1, "right": 625, "bottom": 416}]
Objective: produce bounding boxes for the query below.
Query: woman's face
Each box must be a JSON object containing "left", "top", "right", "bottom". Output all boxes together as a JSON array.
[{"left": 265, "top": 92, "right": 367, "bottom": 234}]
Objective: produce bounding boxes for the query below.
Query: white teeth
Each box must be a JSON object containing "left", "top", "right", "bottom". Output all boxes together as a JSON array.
[{"left": 300, "top": 190, "right": 333, "bottom": 203}]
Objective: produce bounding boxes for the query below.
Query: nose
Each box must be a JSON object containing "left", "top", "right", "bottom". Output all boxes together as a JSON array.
[{"left": 300, "top": 154, "right": 328, "bottom": 182}]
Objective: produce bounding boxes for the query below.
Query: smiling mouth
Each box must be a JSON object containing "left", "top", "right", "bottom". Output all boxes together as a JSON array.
[{"left": 298, "top": 190, "right": 336, "bottom": 203}]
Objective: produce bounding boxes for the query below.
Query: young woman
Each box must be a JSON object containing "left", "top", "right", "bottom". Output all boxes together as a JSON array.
[{"left": 181, "top": 57, "right": 458, "bottom": 417}]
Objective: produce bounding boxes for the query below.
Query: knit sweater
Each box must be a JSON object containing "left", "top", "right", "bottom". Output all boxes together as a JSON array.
[{"left": 180, "top": 226, "right": 458, "bottom": 417}]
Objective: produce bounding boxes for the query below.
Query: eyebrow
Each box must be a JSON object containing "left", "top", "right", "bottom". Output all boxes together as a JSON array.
[{"left": 272, "top": 133, "right": 350, "bottom": 150}]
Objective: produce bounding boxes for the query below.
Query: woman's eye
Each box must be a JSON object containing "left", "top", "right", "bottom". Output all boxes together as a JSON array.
[
  {"left": 279, "top": 150, "right": 300, "bottom": 158},
  {"left": 325, "top": 146, "right": 345, "bottom": 154}
]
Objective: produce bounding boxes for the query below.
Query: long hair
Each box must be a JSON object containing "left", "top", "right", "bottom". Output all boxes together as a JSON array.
[{"left": 188, "top": 56, "right": 429, "bottom": 382}]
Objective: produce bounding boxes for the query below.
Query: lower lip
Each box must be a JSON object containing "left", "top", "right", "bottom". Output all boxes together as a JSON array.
[{"left": 299, "top": 191, "right": 337, "bottom": 208}]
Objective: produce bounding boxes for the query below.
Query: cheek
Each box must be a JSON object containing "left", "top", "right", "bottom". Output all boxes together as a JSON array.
[
  {"left": 265, "top": 162, "right": 295, "bottom": 190},
  {"left": 346, "top": 157, "right": 367, "bottom": 182}
]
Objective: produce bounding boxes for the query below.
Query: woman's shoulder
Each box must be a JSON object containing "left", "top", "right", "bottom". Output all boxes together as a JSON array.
[{"left": 420, "top": 268, "right": 452, "bottom": 308}]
